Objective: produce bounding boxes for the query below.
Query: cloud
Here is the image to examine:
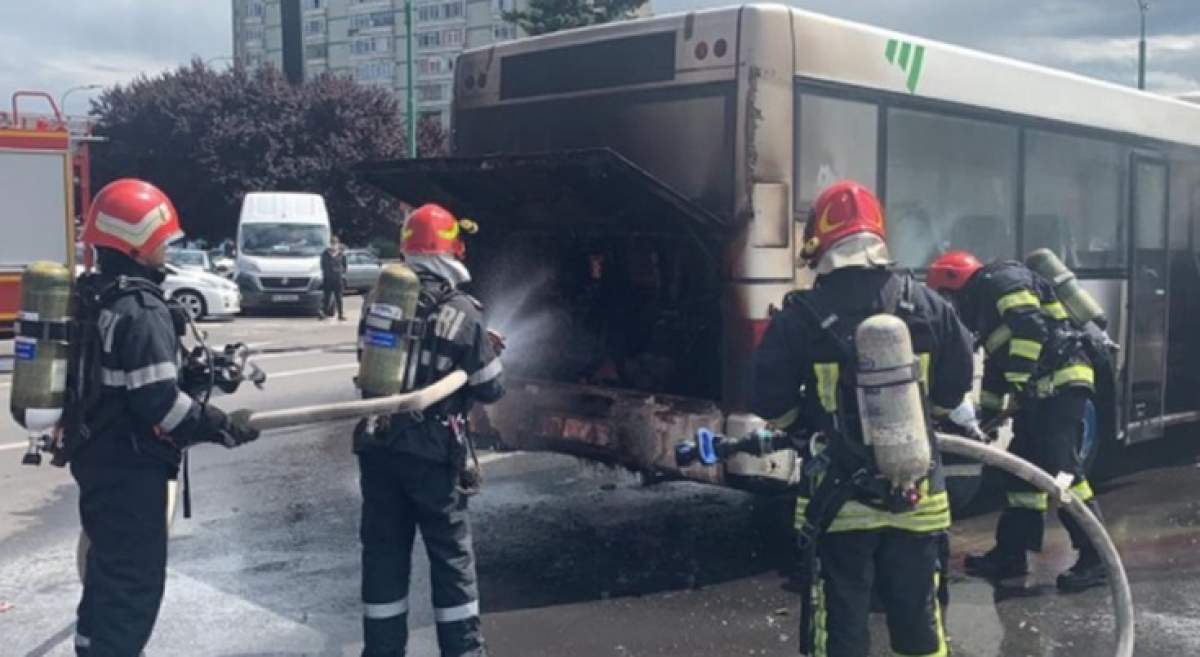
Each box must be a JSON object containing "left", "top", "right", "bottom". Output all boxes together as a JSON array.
[{"left": 0, "top": 1, "right": 231, "bottom": 115}]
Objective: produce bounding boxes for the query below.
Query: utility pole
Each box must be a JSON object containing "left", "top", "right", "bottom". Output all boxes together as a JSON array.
[
  {"left": 1137, "top": 0, "right": 1149, "bottom": 90},
  {"left": 406, "top": 0, "right": 417, "bottom": 157}
]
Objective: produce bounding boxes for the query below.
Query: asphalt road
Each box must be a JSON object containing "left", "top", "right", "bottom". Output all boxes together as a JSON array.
[{"left": 2, "top": 296, "right": 1200, "bottom": 656}]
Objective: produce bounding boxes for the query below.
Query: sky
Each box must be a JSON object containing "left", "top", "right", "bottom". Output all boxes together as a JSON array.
[{"left": 1, "top": 0, "right": 1198, "bottom": 117}]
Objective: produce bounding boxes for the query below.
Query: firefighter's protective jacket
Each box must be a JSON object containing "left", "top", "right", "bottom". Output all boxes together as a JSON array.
[
  {"left": 73, "top": 253, "right": 215, "bottom": 468},
  {"left": 751, "top": 268, "right": 974, "bottom": 533},
  {"left": 355, "top": 273, "right": 504, "bottom": 463},
  {"left": 957, "top": 261, "right": 1093, "bottom": 414}
]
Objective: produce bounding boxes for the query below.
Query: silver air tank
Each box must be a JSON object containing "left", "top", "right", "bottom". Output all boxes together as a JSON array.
[
  {"left": 1025, "top": 248, "right": 1107, "bottom": 329},
  {"left": 11, "top": 261, "right": 73, "bottom": 433},
  {"left": 854, "top": 313, "right": 931, "bottom": 492},
  {"left": 358, "top": 264, "right": 422, "bottom": 396}
]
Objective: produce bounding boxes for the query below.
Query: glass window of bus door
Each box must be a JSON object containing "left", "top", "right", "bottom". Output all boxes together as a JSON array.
[
  {"left": 795, "top": 94, "right": 878, "bottom": 218},
  {"left": 885, "top": 109, "right": 1019, "bottom": 269},
  {"left": 1024, "top": 131, "right": 1126, "bottom": 270}
]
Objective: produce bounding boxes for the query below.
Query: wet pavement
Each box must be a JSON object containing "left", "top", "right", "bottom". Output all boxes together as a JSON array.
[{"left": 2, "top": 304, "right": 1200, "bottom": 655}]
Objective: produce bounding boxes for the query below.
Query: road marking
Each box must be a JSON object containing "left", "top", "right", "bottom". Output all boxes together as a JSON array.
[
  {"left": 268, "top": 362, "right": 358, "bottom": 379},
  {"left": 0, "top": 440, "right": 30, "bottom": 452}
]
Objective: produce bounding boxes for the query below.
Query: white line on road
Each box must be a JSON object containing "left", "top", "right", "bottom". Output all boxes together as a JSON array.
[
  {"left": 267, "top": 362, "right": 358, "bottom": 379},
  {"left": 0, "top": 440, "right": 30, "bottom": 452}
]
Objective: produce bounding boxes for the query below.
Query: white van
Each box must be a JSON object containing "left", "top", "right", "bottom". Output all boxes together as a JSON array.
[{"left": 235, "top": 192, "right": 330, "bottom": 314}]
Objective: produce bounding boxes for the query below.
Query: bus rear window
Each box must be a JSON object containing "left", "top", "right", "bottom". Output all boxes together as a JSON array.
[{"left": 500, "top": 31, "right": 676, "bottom": 100}]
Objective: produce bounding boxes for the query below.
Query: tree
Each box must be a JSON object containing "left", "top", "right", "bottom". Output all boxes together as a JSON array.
[
  {"left": 503, "top": 0, "right": 647, "bottom": 36},
  {"left": 89, "top": 60, "right": 446, "bottom": 245}
]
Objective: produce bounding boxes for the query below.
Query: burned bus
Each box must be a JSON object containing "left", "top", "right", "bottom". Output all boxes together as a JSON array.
[{"left": 359, "top": 4, "right": 1200, "bottom": 498}]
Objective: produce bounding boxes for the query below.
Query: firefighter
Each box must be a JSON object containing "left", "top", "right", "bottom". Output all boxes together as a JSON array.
[
  {"left": 71, "top": 179, "right": 260, "bottom": 656},
  {"left": 754, "top": 181, "right": 975, "bottom": 657},
  {"left": 927, "top": 250, "right": 1107, "bottom": 592},
  {"left": 355, "top": 203, "right": 504, "bottom": 657}
]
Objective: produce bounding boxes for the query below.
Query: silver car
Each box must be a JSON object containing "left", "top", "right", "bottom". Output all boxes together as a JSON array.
[{"left": 343, "top": 249, "right": 383, "bottom": 294}]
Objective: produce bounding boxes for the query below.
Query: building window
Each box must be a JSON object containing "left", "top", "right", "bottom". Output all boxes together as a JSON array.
[
  {"left": 418, "top": 57, "right": 446, "bottom": 74},
  {"left": 302, "top": 0, "right": 323, "bottom": 10},
  {"left": 492, "top": 0, "right": 508, "bottom": 13},
  {"left": 304, "top": 18, "right": 325, "bottom": 36},
  {"left": 305, "top": 43, "right": 328, "bottom": 59},
  {"left": 493, "top": 25, "right": 517, "bottom": 42},
  {"left": 885, "top": 108, "right": 1019, "bottom": 268},
  {"left": 244, "top": 1, "right": 266, "bottom": 18},
  {"left": 243, "top": 26, "right": 266, "bottom": 43},
  {"left": 1024, "top": 131, "right": 1126, "bottom": 269},
  {"left": 418, "top": 4, "right": 439, "bottom": 21},
  {"left": 351, "top": 37, "right": 391, "bottom": 55},
  {"left": 417, "top": 30, "right": 442, "bottom": 47},
  {"left": 350, "top": 11, "right": 395, "bottom": 34},
  {"left": 444, "top": 29, "right": 462, "bottom": 45},
  {"left": 356, "top": 61, "right": 394, "bottom": 82},
  {"left": 417, "top": 83, "right": 446, "bottom": 102},
  {"left": 444, "top": 2, "right": 463, "bottom": 18}
]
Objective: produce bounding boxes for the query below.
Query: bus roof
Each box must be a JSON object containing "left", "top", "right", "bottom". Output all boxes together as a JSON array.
[{"left": 461, "top": 3, "right": 1200, "bottom": 149}]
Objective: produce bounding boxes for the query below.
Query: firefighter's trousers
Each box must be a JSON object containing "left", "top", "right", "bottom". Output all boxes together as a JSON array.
[
  {"left": 71, "top": 460, "right": 171, "bottom": 657},
  {"left": 997, "top": 387, "right": 1102, "bottom": 555},
  {"left": 358, "top": 451, "right": 484, "bottom": 657},
  {"left": 811, "top": 529, "right": 947, "bottom": 657}
]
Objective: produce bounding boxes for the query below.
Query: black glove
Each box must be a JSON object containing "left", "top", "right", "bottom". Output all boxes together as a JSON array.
[{"left": 201, "top": 404, "right": 260, "bottom": 448}]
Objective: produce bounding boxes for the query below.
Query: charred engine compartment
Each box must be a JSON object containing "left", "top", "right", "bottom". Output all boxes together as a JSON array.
[{"left": 468, "top": 230, "right": 722, "bottom": 400}]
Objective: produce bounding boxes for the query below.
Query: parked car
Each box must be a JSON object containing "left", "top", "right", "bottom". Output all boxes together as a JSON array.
[
  {"left": 208, "top": 249, "right": 236, "bottom": 279},
  {"left": 343, "top": 249, "right": 383, "bottom": 294},
  {"left": 163, "top": 263, "right": 241, "bottom": 320},
  {"left": 167, "top": 248, "right": 214, "bottom": 273},
  {"left": 74, "top": 245, "right": 240, "bottom": 320}
]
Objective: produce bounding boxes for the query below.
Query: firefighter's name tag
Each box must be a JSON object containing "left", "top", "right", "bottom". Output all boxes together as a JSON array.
[{"left": 364, "top": 328, "right": 398, "bottom": 349}]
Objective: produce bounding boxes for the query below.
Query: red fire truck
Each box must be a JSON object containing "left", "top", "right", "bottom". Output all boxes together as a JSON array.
[{"left": 0, "top": 91, "right": 90, "bottom": 333}]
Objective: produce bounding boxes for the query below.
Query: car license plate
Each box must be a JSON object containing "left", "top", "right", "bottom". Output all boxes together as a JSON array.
[{"left": 272, "top": 294, "right": 300, "bottom": 302}]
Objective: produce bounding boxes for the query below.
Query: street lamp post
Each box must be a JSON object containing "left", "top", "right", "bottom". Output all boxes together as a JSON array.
[
  {"left": 406, "top": 0, "right": 417, "bottom": 158},
  {"left": 1137, "top": 0, "right": 1149, "bottom": 90},
  {"left": 59, "top": 84, "right": 103, "bottom": 116}
]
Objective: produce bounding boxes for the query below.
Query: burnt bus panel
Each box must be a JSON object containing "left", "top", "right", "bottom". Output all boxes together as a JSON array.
[
  {"left": 453, "top": 82, "right": 737, "bottom": 220},
  {"left": 356, "top": 149, "right": 728, "bottom": 237}
]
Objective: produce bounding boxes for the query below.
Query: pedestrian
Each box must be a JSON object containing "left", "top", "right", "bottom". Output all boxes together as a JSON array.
[
  {"left": 321, "top": 235, "right": 348, "bottom": 320},
  {"left": 355, "top": 203, "right": 504, "bottom": 657},
  {"left": 927, "top": 250, "right": 1108, "bottom": 592},
  {"left": 752, "top": 181, "right": 975, "bottom": 657},
  {"left": 70, "top": 178, "right": 260, "bottom": 656}
]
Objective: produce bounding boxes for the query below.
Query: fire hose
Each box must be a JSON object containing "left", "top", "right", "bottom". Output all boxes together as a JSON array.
[
  {"left": 677, "top": 429, "right": 1134, "bottom": 657},
  {"left": 935, "top": 432, "right": 1134, "bottom": 657},
  {"left": 76, "top": 370, "right": 470, "bottom": 582}
]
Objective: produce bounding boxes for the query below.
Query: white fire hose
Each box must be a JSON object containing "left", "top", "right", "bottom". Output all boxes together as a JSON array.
[
  {"left": 936, "top": 433, "right": 1135, "bottom": 657},
  {"left": 237, "top": 370, "right": 468, "bottom": 431},
  {"left": 77, "top": 370, "right": 469, "bottom": 582}
]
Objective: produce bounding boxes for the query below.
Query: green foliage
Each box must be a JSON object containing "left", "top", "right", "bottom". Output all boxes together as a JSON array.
[
  {"left": 90, "top": 60, "right": 445, "bottom": 246},
  {"left": 503, "top": 0, "right": 647, "bottom": 36}
]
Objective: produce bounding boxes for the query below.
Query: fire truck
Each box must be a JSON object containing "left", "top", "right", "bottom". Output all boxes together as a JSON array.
[{"left": 0, "top": 91, "right": 90, "bottom": 334}]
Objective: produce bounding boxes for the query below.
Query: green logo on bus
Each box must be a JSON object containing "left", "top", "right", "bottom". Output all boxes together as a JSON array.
[{"left": 885, "top": 39, "right": 926, "bottom": 94}]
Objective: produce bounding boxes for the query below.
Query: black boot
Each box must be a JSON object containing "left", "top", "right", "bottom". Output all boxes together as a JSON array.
[
  {"left": 1056, "top": 549, "right": 1107, "bottom": 593},
  {"left": 964, "top": 546, "right": 1029, "bottom": 579}
]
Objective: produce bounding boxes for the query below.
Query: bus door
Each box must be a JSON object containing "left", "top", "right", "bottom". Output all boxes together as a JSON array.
[{"left": 1126, "top": 154, "right": 1169, "bottom": 442}]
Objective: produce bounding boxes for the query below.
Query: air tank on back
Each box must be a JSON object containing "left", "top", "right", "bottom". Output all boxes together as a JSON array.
[
  {"left": 11, "top": 261, "right": 73, "bottom": 433},
  {"left": 1025, "top": 248, "right": 1108, "bottom": 329},
  {"left": 854, "top": 313, "right": 931, "bottom": 492},
  {"left": 358, "top": 263, "right": 422, "bottom": 396}
]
